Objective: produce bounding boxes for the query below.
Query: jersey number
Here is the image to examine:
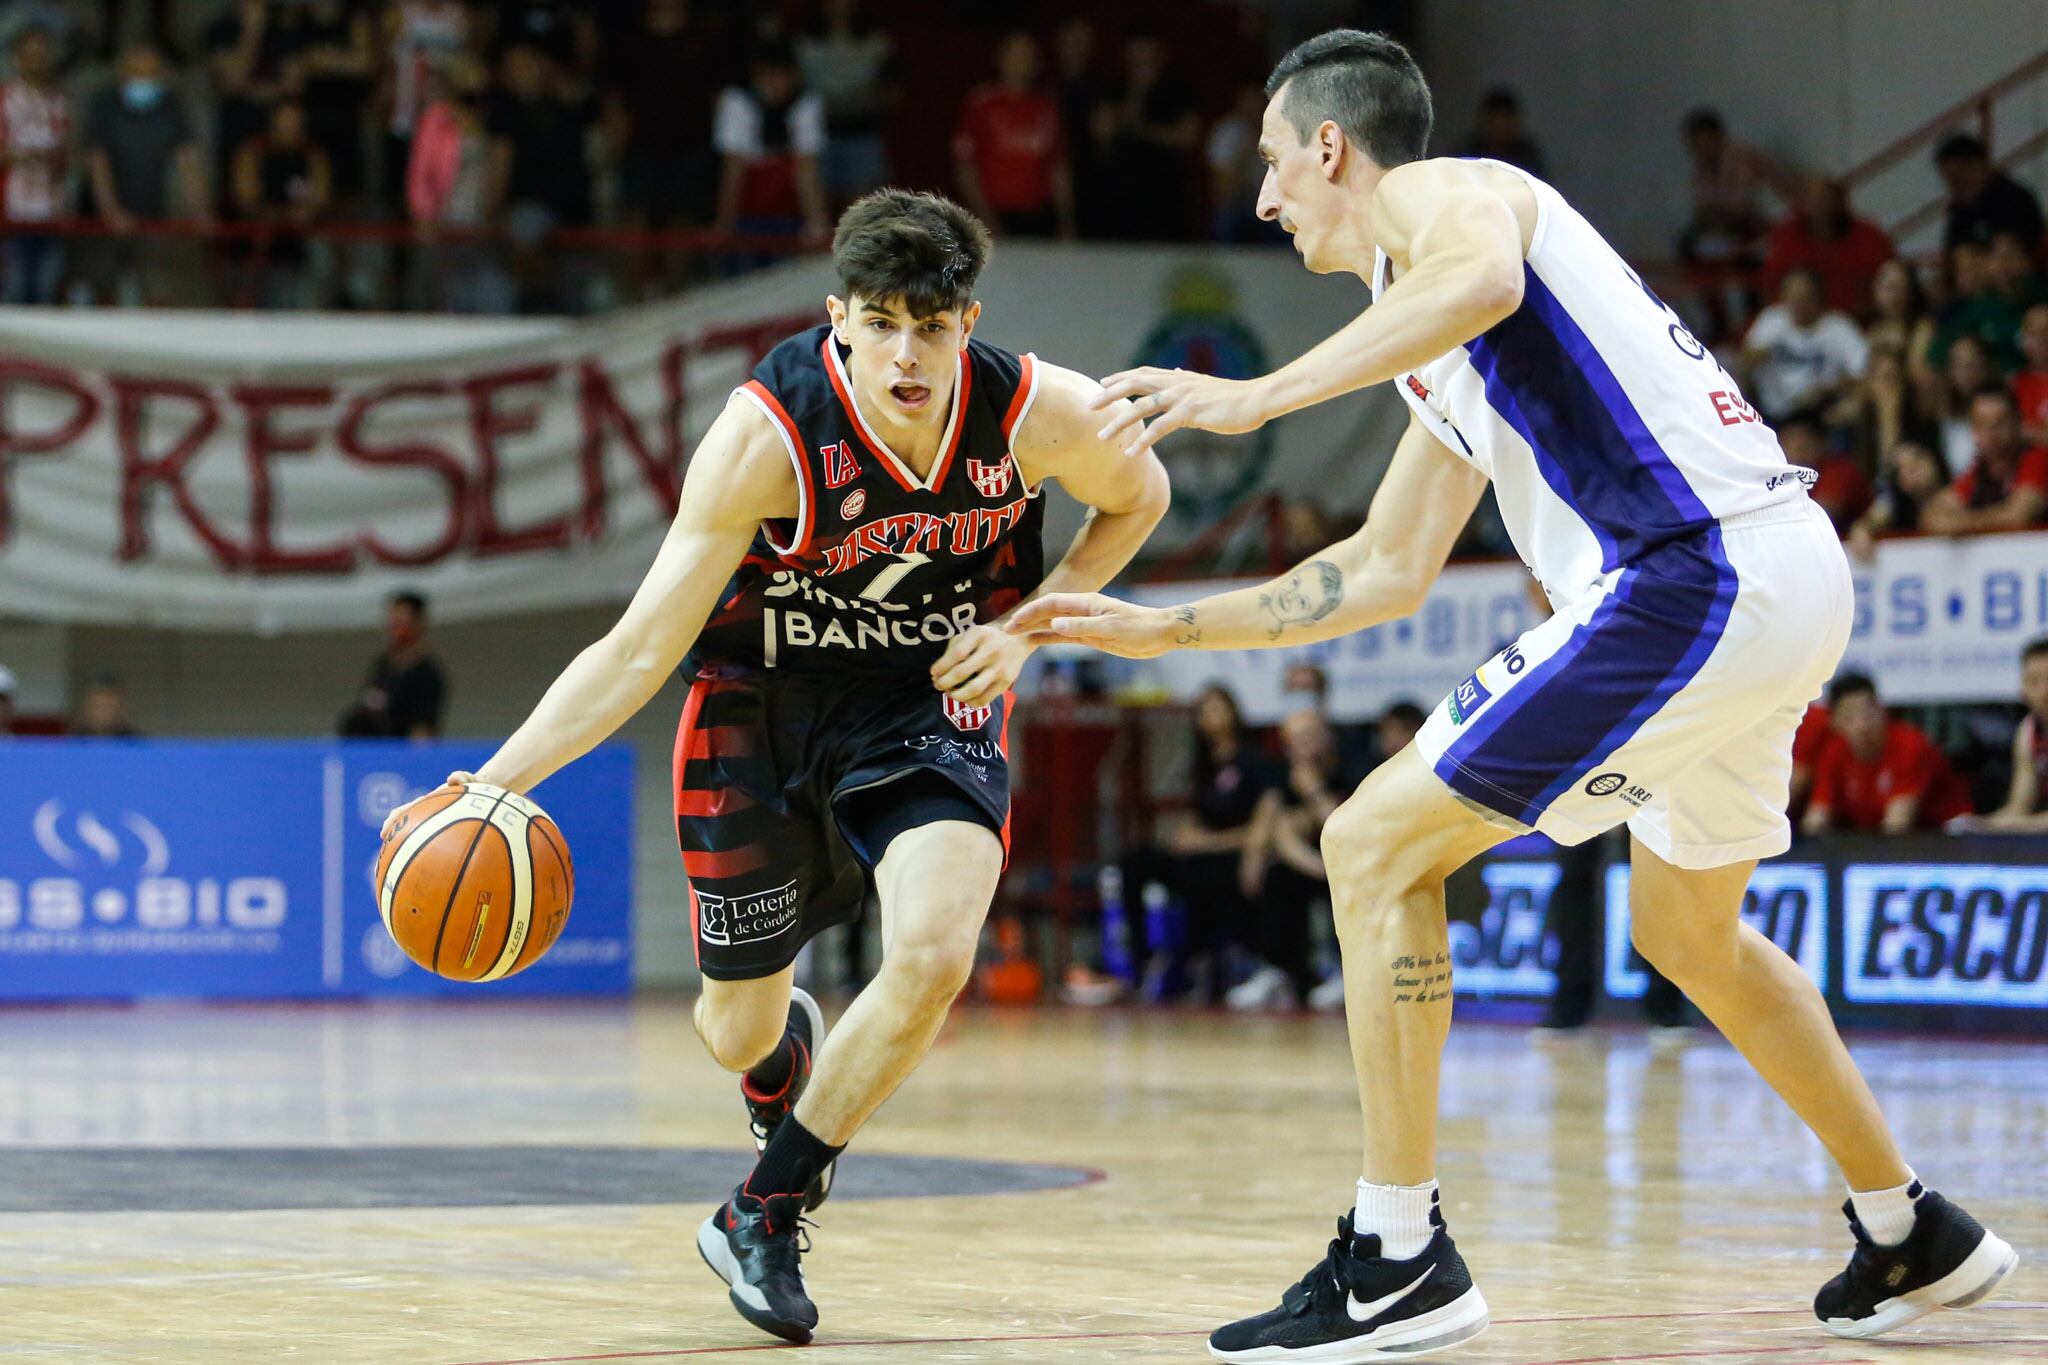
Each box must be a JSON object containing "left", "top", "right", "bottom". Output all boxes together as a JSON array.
[{"left": 860, "top": 552, "right": 930, "bottom": 602}]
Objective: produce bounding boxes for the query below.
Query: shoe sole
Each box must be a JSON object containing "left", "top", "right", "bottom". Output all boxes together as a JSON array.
[
  {"left": 1208, "top": 1286, "right": 1489, "bottom": 1361},
  {"left": 696, "top": 1211, "right": 816, "bottom": 1346},
  {"left": 1821, "top": 1230, "right": 2019, "bottom": 1339},
  {"left": 752, "top": 987, "right": 837, "bottom": 1213}
]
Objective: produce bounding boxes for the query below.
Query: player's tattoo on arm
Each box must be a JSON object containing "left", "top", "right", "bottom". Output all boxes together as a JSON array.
[
  {"left": 1388, "top": 950, "right": 1453, "bottom": 1005},
  {"left": 1256, "top": 560, "right": 1344, "bottom": 640},
  {"left": 1172, "top": 604, "right": 1202, "bottom": 645}
]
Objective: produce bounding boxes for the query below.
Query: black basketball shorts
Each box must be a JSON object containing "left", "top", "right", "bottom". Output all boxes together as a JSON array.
[{"left": 673, "top": 670, "right": 1012, "bottom": 981}]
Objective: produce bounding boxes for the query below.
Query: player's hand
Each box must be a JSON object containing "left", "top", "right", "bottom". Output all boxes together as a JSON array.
[
  {"left": 1005, "top": 593, "right": 1174, "bottom": 658},
  {"left": 379, "top": 771, "right": 476, "bottom": 842},
  {"left": 1089, "top": 367, "right": 1273, "bottom": 457},
  {"left": 931, "top": 624, "right": 1031, "bottom": 709}
]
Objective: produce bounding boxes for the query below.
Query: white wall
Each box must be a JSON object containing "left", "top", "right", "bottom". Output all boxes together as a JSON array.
[{"left": 1422, "top": 0, "right": 2048, "bottom": 255}]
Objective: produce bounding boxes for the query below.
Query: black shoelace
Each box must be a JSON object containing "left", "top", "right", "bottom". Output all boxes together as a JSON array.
[{"left": 1283, "top": 1221, "right": 1360, "bottom": 1315}]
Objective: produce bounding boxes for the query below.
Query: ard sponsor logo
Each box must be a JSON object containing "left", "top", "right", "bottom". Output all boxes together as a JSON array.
[
  {"left": 1845, "top": 866, "right": 2048, "bottom": 1006},
  {"left": 943, "top": 695, "right": 993, "bottom": 732},
  {"left": 1584, "top": 771, "right": 1627, "bottom": 797},
  {"left": 966, "top": 456, "right": 1014, "bottom": 499},
  {"left": 696, "top": 879, "right": 801, "bottom": 948}
]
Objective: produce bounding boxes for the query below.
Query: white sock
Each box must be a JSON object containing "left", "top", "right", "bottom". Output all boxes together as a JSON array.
[
  {"left": 1353, "top": 1178, "right": 1438, "bottom": 1260},
  {"left": 1849, "top": 1173, "right": 1921, "bottom": 1247}
]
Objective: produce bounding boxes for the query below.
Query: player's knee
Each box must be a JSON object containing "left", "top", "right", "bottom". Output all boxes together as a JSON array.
[
  {"left": 1628, "top": 905, "right": 1729, "bottom": 977},
  {"left": 1320, "top": 792, "right": 1416, "bottom": 893},
  {"left": 696, "top": 1001, "right": 789, "bottom": 1073},
  {"left": 883, "top": 933, "right": 977, "bottom": 1012}
]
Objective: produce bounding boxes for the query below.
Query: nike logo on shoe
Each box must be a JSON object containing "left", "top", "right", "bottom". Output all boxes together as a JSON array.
[{"left": 1347, "top": 1266, "right": 1435, "bottom": 1323}]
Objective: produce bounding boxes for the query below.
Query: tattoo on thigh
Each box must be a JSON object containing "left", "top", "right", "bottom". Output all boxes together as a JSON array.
[
  {"left": 1389, "top": 950, "right": 1452, "bottom": 1005},
  {"left": 1257, "top": 560, "right": 1344, "bottom": 640}
]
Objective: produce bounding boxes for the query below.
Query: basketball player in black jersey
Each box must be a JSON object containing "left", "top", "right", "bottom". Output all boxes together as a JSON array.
[{"left": 382, "top": 190, "right": 1169, "bottom": 1343}]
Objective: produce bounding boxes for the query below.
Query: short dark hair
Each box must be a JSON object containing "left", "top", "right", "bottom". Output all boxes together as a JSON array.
[
  {"left": 832, "top": 189, "right": 992, "bottom": 317},
  {"left": 1937, "top": 132, "right": 1988, "bottom": 165},
  {"left": 1382, "top": 701, "right": 1427, "bottom": 731},
  {"left": 2022, "top": 635, "right": 2048, "bottom": 665},
  {"left": 1829, "top": 671, "right": 1877, "bottom": 706},
  {"left": 1682, "top": 108, "right": 1724, "bottom": 137},
  {"left": 1970, "top": 381, "right": 2018, "bottom": 413},
  {"left": 1479, "top": 87, "right": 1521, "bottom": 114},
  {"left": 391, "top": 590, "right": 428, "bottom": 617},
  {"left": 1264, "top": 29, "right": 1432, "bottom": 169}
]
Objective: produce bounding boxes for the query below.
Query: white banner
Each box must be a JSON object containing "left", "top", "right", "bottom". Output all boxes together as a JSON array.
[
  {"left": 0, "top": 245, "right": 1401, "bottom": 633},
  {"left": 1129, "top": 561, "right": 1539, "bottom": 723},
  {"left": 1841, "top": 531, "right": 2048, "bottom": 704}
]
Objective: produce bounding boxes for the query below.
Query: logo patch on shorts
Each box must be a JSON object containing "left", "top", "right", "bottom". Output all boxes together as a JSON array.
[
  {"left": 943, "top": 695, "right": 993, "bottom": 732},
  {"left": 1447, "top": 670, "right": 1491, "bottom": 725},
  {"left": 695, "top": 879, "right": 800, "bottom": 947},
  {"left": 1584, "top": 772, "right": 1627, "bottom": 797}
]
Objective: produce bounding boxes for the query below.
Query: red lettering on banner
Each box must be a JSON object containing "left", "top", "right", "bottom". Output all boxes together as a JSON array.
[
  {"left": 1709, "top": 390, "right": 1759, "bottom": 426},
  {"left": 575, "top": 343, "right": 685, "bottom": 539},
  {"left": 463, "top": 363, "right": 570, "bottom": 557},
  {"left": 233, "top": 383, "right": 354, "bottom": 574},
  {"left": 112, "top": 376, "right": 244, "bottom": 567},
  {"left": 337, "top": 381, "right": 468, "bottom": 567},
  {"left": 0, "top": 358, "right": 100, "bottom": 547}
]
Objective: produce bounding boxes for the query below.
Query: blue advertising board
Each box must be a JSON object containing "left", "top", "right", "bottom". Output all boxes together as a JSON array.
[{"left": 0, "top": 741, "right": 632, "bottom": 999}]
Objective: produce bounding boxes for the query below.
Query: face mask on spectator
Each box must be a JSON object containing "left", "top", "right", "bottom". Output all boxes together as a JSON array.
[{"left": 122, "top": 78, "right": 165, "bottom": 111}]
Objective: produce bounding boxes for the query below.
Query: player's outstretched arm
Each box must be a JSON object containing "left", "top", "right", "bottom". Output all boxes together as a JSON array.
[
  {"left": 386, "top": 395, "right": 794, "bottom": 825},
  {"left": 1094, "top": 161, "right": 1527, "bottom": 456},
  {"left": 1007, "top": 413, "right": 1483, "bottom": 657},
  {"left": 930, "top": 362, "right": 1171, "bottom": 706}
]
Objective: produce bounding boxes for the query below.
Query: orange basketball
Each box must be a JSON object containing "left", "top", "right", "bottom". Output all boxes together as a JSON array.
[{"left": 376, "top": 782, "right": 575, "bottom": 981}]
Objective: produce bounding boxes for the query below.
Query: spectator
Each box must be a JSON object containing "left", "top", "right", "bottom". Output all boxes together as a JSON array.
[
  {"left": 1864, "top": 258, "right": 1938, "bottom": 391},
  {"left": 1789, "top": 700, "right": 1833, "bottom": 823},
  {"left": 1458, "top": 87, "right": 1543, "bottom": 176},
  {"left": 1278, "top": 661, "right": 1375, "bottom": 776},
  {"left": 1954, "top": 637, "right": 2048, "bottom": 833},
  {"left": 1232, "top": 707, "right": 1366, "bottom": 1010},
  {"left": 1988, "top": 229, "right": 2047, "bottom": 310},
  {"left": 206, "top": 0, "right": 305, "bottom": 210},
  {"left": 602, "top": 0, "right": 721, "bottom": 235},
  {"left": 1741, "top": 266, "right": 1869, "bottom": 422},
  {"left": 797, "top": 0, "right": 891, "bottom": 208},
  {"left": 1760, "top": 176, "right": 1893, "bottom": 319},
  {"left": 381, "top": 0, "right": 472, "bottom": 213},
  {"left": 1677, "top": 107, "right": 1786, "bottom": 343},
  {"left": 340, "top": 591, "right": 448, "bottom": 737},
  {"left": 2015, "top": 303, "right": 2048, "bottom": 445},
  {"left": 278, "top": 0, "right": 377, "bottom": 214},
  {"left": 1051, "top": 16, "right": 1106, "bottom": 236},
  {"left": 1376, "top": 701, "right": 1425, "bottom": 762},
  {"left": 1845, "top": 345, "right": 1938, "bottom": 471},
  {"left": 73, "top": 677, "right": 140, "bottom": 738},
  {"left": 0, "top": 4, "right": 76, "bottom": 68},
  {"left": 1778, "top": 410, "right": 1869, "bottom": 531},
  {"left": 1934, "top": 333, "right": 1996, "bottom": 475},
  {"left": 1931, "top": 240, "right": 2026, "bottom": 373},
  {"left": 1803, "top": 673, "right": 1972, "bottom": 834},
  {"left": 485, "top": 0, "right": 597, "bottom": 88},
  {"left": 1936, "top": 132, "right": 2044, "bottom": 253},
  {"left": 713, "top": 40, "right": 829, "bottom": 245},
  {"left": 0, "top": 25, "right": 69, "bottom": 304},
  {"left": 1093, "top": 34, "right": 1199, "bottom": 241},
  {"left": 231, "top": 100, "right": 331, "bottom": 307},
  {"left": 952, "top": 32, "right": 1074, "bottom": 240},
  {"left": 81, "top": 44, "right": 207, "bottom": 305},
  {"left": 1848, "top": 439, "right": 1949, "bottom": 558},
  {"left": 407, "top": 61, "right": 507, "bottom": 311},
  {"left": 486, "top": 43, "right": 599, "bottom": 311},
  {"left": 1207, "top": 83, "right": 1283, "bottom": 244},
  {"left": 1922, "top": 384, "right": 2048, "bottom": 534}
]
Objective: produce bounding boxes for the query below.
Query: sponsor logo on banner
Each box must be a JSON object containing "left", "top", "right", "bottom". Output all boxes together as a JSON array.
[
  {"left": 696, "top": 879, "right": 801, "bottom": 947},
  {"left": 0, "top": 799, "right": 288, "bottom": 953},
  {"left": 1605, "top": 863, "right": 1828, "bottom": 999},
  {"left": 943, "top": 695, "right": 993, "bottom": 732},
  {"left": 1840, "top": 534, "right": 2048, "bottom": 703},
  {"left": 1843, "top": 865, "right": 2048, "bottom": 1007},
  {"left": 967, "top": 456, "right": 1014, "bottom": 499},
  {"left": 1448, "top": 861, "right": 1560, "bottom": 997}
]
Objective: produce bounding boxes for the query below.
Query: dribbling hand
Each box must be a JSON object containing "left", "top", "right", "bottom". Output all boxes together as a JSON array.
[{"left": 379, "top": 771, "right": 476, "bottom": 842}]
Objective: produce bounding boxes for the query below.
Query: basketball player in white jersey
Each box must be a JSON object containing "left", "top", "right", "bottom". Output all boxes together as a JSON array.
[{"left": 1009, "top": 30, "right": 2015, "bottom": 1362}]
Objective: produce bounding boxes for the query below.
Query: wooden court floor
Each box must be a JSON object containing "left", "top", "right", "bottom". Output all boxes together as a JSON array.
[{"left": 0, "top": 998, "right": 2040, "bottom": 1364}]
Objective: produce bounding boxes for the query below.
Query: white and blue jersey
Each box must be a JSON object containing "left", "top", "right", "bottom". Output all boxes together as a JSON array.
[{"left": 1400, "top": 161, "right": 1852, "bottom": 870}]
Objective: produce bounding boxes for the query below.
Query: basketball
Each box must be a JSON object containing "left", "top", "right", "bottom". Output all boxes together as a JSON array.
[{"left": 375, "top": 782, "right": 575, "bottom": 981}]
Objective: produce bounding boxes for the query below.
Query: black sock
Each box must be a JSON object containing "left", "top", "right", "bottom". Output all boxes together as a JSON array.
[
  {"left": 744, "top": 1029, "right": 799, "bottom": 1098},
  {"left": 745, "top": 1114, "right": 843, "bottom": 1201}
]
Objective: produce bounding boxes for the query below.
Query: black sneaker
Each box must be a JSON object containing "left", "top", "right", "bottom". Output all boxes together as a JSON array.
[
  {"left": 742, "top": 987, "right": 834, "bottom": 1211},
  {"left": 697, "top": 1187, "right": 818, "bottom": 1344},
  {"left": 1208, "top": 1214, "right": 1488, "bottom": 1361},
  {"left": 1815, "top": 1186, "right": 2016, "bottom": 1338}
]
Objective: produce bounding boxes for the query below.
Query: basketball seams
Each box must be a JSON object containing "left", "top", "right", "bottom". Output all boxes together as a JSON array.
[
  {"left": 377, "top": 784, "right": 572, "bottom": 982},
  {"left": 377, "top": 792, "right": 469, "bottom": 933},
  {"left": 520, "top": 818, "right": 574, "bottom": 969},
  {"left": 476, "top": 802, "right": 535, "bottom": 982},
  {"left": 423, "top": 788, "right": 511, "bottom": 975}
]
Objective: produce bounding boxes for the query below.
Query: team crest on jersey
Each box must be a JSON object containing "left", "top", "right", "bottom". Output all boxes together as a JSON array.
[
  {"left": 839, "top": 488, "right": 867, "bottom": 519},
  {"left": 967, "top": 456, "right": 1014, "bottom": 498},
  {"left": 822, "top": 440, "right": 861, "bottom": 489},
  {"left": 943, "top": 694, "right": 993, "bottom": 732}
]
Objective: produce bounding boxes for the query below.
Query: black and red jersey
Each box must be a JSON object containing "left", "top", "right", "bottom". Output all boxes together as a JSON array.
[{"left": 686, "top": 324, "right": 1046, "bottom": 678}]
